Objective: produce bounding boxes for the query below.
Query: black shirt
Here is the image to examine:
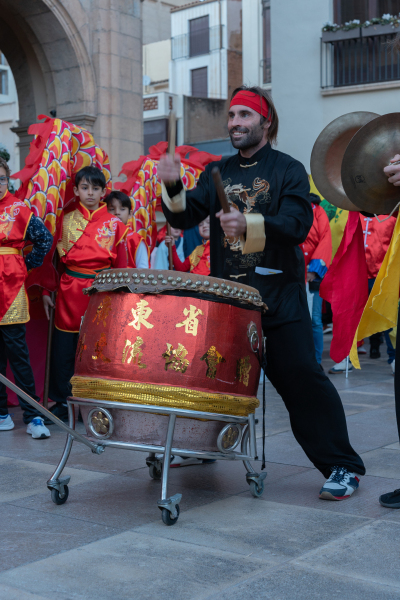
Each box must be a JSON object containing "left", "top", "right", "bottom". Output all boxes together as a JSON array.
[{"left": 162, "top": 142, "right": 313, "bottom": 329}]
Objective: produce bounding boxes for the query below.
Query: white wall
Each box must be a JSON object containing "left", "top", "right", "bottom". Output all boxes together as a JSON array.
[
  {"left": 170, "top": 0, "right": 227, "bottom": 99},
  {"left": 242, "top": 0, "right": 264, "bottom": 88},
  {"left": 0, "top": 66, "right": 19, "bottom": 175},
  {"left": 270, "top": 0, "right": 330, "bottom": 171}
]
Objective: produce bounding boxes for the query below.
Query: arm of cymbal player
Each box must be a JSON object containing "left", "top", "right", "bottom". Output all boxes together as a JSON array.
[{"left": 384, "top": 154, "right": 400, "bottom": 186}]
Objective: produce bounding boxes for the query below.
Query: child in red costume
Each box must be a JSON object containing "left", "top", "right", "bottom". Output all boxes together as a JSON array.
[
  {"left": 105, "top": 191, "right": 149, "bottom": 268},
  {"left": 166, "top": 216, "right": 210, "bottom": 275},
  {"left": 43, "top": 166, "right": 128, "bottom": 421},
  {"left": 0, "top": 157, "right": 53, "bottom": 437}
]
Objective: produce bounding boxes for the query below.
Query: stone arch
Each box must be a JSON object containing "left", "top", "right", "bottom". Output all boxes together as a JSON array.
[{"left": 0, "top": 0, "right": 96, "bottom": 165}]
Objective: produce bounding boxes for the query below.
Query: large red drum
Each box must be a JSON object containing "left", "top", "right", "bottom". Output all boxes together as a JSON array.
[{"left": 71, "top": 269, "right": 266, "bottom": 451}]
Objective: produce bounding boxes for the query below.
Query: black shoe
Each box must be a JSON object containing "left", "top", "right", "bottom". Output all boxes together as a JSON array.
[
  {"left": 370, "top": 348, "right": 381, "bottom": 359},
  {"left": 379, "top": 489, "right": 400, "bottom": 508},
  {"left": 49, "top": 403, "right": 69, "bottom": 422}
]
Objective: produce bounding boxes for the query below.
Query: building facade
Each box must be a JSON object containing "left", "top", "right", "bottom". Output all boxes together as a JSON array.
[{"left": 243, "top": 0, "right": 400, "bottom": 172}]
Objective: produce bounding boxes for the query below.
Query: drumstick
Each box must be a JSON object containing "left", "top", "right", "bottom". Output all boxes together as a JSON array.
[
  {"left": 166, "top": 111, "right": 176, "bottom": 270},
  {"left": 211, "top": 167, "right": 230, "bottom": 214}
]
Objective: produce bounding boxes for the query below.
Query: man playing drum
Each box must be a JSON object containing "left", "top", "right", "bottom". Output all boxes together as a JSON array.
[{"left": 158, "top": 86, "right": 365, "bottom": 500}]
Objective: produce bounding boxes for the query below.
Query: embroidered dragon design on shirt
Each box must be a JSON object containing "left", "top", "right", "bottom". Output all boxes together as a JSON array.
[
  {"left": 0, "top": 202, "right": 25, "bottom": 240},
  {"left": 95, "top": 218, "right": 119, "bottom": 255}
]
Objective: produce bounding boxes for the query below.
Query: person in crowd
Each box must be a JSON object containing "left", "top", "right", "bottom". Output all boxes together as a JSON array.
[
  {"left": 362, "top": 214, "right": 396, "bottom": 368},
  {"left": 158, "top": 85, "right": 365, "bottom": 500},
  {"left": 166, "top": 216, "right": 210, "bottom": 274},
  {"left": 154, "top": 225, "right": 184, "bottom": 270},
  {"left": 105, "top": 190, "right": 149, "bottom": 268},
  {"left": 378, "top": 151, "right": 400, "bottom": 509},
  {"left": 300, "top": 193, "right": 332, "bottom": 366},
  {"left": 42, "top": 166, "right": 127, "bottom": 422},
  {"left": 0, "top": 157, "right": 53, "bottom": 438}
]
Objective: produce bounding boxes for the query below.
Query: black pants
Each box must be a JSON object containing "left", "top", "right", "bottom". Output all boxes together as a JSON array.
[
  {"left": 263, "top": 293, "right": 365, "bottom": 479},
  {"left": 0, "top": 323, "right": 43, "bottom": 424},
  {"left": 48, "top": 328, "right": 79, "bottom": 406}
]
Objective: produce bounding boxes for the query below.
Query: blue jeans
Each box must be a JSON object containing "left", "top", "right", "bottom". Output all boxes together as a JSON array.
[
  {"left": 311, "top": 289, "right": 323, "bottom": 364},
  {"left": 368, "top": 278, "right": 396, "bottom": 364}
]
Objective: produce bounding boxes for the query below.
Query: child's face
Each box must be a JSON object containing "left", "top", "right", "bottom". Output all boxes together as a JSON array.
[
  {"left": 171, "top": 227, "right": 182, "bottom": 239},
  {"left": 73, "top": 178, "right": 105, "bottom": 210},
  {"left": 199, "top": 216, "right": 210, "bottom": 239},
  {"left": 0, "top": 166, "right": 8, "bottom": 199},
  {"left": 107, "top": 197, "right": 132, "bottom": 225}
]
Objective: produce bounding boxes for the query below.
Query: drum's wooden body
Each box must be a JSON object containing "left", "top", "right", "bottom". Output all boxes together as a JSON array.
[{"left": 71, "top": 269, "right": 265, "bottom": 449}]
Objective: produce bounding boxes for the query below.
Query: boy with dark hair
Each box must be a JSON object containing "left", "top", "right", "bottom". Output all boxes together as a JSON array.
[
  {"left": 43, "top": 166, "right": 128, "bottom": 421},
  {"left": 105, "top": 190, "right": 149, "bottom": 268},
  {"left": 0, "top": 157, "right": 53, "bottom": 438}
]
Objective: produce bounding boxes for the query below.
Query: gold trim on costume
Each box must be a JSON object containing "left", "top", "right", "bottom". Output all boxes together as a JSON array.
[
  {"left": 161, "top": 181, "right": 186, "bottom": 213},
  {"left": 57, "top": 209, "right": 88, "bottom": 257},
  {"left": 70, "top": 376, "right": 260, "bottom": 416},
  {"left": 240, "top": 213, "right": 266, "bottom": 255},
  {"left": 1, "top": 284, "right": 30, "bottom": 325},
  {"left": 0, "top": 248, "right": 22, "bottom": 255}
]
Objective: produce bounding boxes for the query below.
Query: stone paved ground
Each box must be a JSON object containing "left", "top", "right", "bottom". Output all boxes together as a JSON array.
[{"left": 1, "top": 334, "right": 400, "bottom": 600}]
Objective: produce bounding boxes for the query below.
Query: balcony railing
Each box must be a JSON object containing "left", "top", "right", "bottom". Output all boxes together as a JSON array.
[
  {"left": 172, "top": 25, "right": 224, "bottom": 60},
  {"left": 321, "top": 30, "right": 400, "bottom": 89}
]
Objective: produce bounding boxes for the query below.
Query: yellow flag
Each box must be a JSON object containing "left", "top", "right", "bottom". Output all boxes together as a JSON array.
[
  {"left": 350, "top": 214, "right": 400, "bottom": 369},
  {"left": 330, "top": 208, "right": 349, "bottom": 261}
]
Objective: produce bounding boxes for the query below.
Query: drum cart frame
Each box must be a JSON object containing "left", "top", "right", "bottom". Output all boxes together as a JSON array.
[{"left": 46, "top": 396, "right": 266, "bottom": 525}]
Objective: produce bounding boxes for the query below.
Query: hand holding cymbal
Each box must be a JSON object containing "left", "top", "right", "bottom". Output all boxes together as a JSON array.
[{"left": 384, "top": 155, "right": 400, "bottom": 186}]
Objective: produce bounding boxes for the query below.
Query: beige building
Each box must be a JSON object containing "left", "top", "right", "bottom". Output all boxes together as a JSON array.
[{"left": 0, "top": 0, "right": 143, "bottom": 178}]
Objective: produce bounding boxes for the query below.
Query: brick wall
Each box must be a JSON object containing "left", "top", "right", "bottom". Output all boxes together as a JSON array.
[{"left": 143, "top": 96, "right": 159, "bottom": 111}]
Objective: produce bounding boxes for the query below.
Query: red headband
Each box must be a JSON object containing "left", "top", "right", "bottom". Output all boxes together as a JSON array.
[{"left": 229, "top": 91, "right": 271, "bottom": 121}]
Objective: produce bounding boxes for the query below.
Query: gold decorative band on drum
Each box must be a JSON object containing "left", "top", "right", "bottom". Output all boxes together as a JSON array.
[{"left": 71, "top": 376, "right": 260, "bottom": 417}]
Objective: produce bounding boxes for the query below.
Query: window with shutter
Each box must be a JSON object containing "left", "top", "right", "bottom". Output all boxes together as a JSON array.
[
  {"left": 189, "top": 16, "right": 210, "bottom": 57},
  {"left": 191, "top": 67, "right": 208, "bottom": 98}
]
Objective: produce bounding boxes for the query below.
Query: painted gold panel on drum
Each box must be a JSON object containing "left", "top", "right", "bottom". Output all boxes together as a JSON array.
[{"left": 75, "top": 291, "right": 262, "bottom": 398}]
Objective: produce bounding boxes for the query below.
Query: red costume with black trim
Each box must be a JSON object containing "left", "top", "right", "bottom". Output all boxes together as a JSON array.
[
  {"left": 51, "top": 202, "right": 127, "bottom": 332},
  {"left": 0, "top": 191, "right": 33, "bottom": 324},
  {"left": 300, "top": 203, "right": 332, "bottom": 278},
  {"left": 361, "top": 215, "right": 396, "bottom": 279},
  {"left": 172, "top": 240, "right": 210, "bottom": 275}
]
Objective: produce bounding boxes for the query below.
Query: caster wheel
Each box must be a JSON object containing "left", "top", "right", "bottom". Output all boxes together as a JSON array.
[
  {"left": 249, "top": 480, "right": 264, "bottom": 498},
  {"left": 149, "top": 464, "right": 162, "bottom": 480},
  {"left": 50, "top": 485, "right": 69, "bottom": 505},
  {"left": 161, "top": 504, "right": 180, "bottom": 526}
]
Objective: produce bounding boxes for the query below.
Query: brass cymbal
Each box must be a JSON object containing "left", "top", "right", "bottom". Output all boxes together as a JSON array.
[
  {"left": 311, "top": 112, "right": 380, "bottom": 211},
  {"left": 341, "top": 113, "right": 400, "bottom": 215}
]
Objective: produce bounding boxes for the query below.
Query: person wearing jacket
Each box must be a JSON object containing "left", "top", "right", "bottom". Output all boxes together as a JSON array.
[{"left": 300, "top": 194, "right": 332, "bottom": 365}]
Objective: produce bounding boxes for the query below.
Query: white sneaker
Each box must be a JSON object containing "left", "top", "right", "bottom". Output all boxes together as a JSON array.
[
  {"left": 26, "top": 417, "right": 50, "bottom": 439},
  {"left": 0, "top": 415, "right": 14, "bottom": 430},
  {"left": 328, "top": 359, "right": 353, "bottom": 374},
  {"left": 155, "top": 454, "right": 215, "bottom": 468},
  {"left": 391, "top": 360, "right": 395, "bottom": 375},
  {"left": 357, "top": 344, "right": 367, "bottom": 354},
  {"left": 323, "top": 324, "right": 333, "bottom": 334},
  {"left": 319, "top": 466, "right": 360, "bottom": 500}
]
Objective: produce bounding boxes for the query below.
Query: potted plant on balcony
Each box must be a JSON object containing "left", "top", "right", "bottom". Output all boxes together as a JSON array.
[
  {"left": 322, "top": 20, "right": 361, "bottom": 42},
  {"left": 361, "top": 14, "right": 400, "bottom": 37}
]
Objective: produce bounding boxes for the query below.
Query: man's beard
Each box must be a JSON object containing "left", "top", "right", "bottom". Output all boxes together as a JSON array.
[{"left": 229, "top": 125, "right": 264, "bottom": 150}]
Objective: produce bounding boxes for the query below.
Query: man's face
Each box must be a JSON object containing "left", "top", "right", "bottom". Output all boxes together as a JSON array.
[
  {"left": 73, "top": 179, "right": 105, "bottom": 210},
  {"left": 227, "top": 105, "right": 269, "bottom": 150}
]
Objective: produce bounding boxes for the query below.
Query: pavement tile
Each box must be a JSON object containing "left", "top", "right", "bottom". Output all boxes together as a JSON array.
[
  {"left": 135, "top": 495, "right": 370, "bottom": 562},
  {"left": 254, "top": 430, "right": 314, "bottom": 468},
  {"left": 345, "top": 407, "right": 399, "bottom": 453},
  {"left": 0, "top": 584, "right": 50, "bottom": 600},
  {"left": 0, "top": 503, "right": 120, "bottom": 573},
  {"left": 384, "top": 442, "right": 400, "bottom": 450},
  {"left": 294, "top": 520, "right": 400, "bottom": 588},
  {"left": 0, "top": 531, "right": 272, "bottom": 600},
  {"left": 0, "top": 456, "right": 108, "bottom": 503},
  {"left": 207, "top": 564, "right": 400, "bottom": 600},
  {"left": 257, "top": 468, "right": 400, "bottom": 518},
  {"left": 129, "top": 457, "right": 310, "bottom": 496},
  {"left": 360, "top": 448, "right": 400, "bottom": 479}
]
